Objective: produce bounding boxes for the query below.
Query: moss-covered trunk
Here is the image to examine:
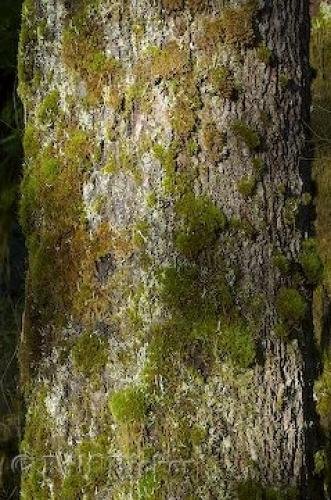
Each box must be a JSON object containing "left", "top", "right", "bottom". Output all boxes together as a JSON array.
[{"left": 18, "top": 0, "right": 321, "bottom": 497}]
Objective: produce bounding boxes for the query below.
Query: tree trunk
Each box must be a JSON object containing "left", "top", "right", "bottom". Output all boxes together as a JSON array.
[{"left": 19, "top": 0, "right": 320, "bottom": 497}]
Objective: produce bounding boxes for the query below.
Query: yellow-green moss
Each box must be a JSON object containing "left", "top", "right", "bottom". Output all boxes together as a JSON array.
[
  {"left": 138, "top": 41, "right": 189, "bottom": 82},
  {"left": 231, "top": 120, "right": 260, "bottom": 151},
  {"left": 221, "top": 1, "right": 258, "bottom": 48},
  {"left": 298, "top": 238, "right": 323, "bottom": 285},
  {"left": 23, "top": 122, "right": 40, "bottom": 159},
  {"left": 174, "top": 194, "right": 226, "bottom": 257},
  {"left": 252, "top": 156, "right": 265, "bottom": 178},
  {"left": 152, "top": 142, "right": 178, "bottom": 194},
  {"left": 209, "top": 66, "right": 236, "bottom": 99},
  {"left": 237, "top": 176, "right": 256, "bottom": 198},
  {"left": 109, "top": 386, "right": 147, "bottom": 425},
  {"left": 273, "top": 251, "right": 290, "bottom": 273},
  {"left": 201, "top": 122, "right": 226, "bottom": 161},
  {"left": 237, "top": 479, "right": 299, "bottom": 500},
  {"left": 37, "top": 89, "right": 60, "bottom": 124},
  {"left": 276, "top": 287, "right": 307, "bottom": 325},
  {"left": 256, "top": 44, "right": 272, "bottom": 64},
  {"left": 72, "top": 332, "right": 108, "bottom": 377},
  {"left": 62, "top": 21, "right": 122, "bottom": 103},
  {"left": 21, "top": 385, "right": 53, "bottom": 499}
]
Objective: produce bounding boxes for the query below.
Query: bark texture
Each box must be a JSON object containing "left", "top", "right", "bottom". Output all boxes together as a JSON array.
[{"left": 19, "top": 0, "right": 319, "bottom": 498}]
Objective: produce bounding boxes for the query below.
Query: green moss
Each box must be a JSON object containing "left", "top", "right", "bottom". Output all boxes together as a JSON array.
[
  {"left": 273, "top": 251, "right": 290, "bottom": 273},
  {"left": 231, "top": 120, "right": 260, "bottom": 151},
  {"left": 159, "top": 263, "right": 200, "bottom": 318},
  {"left": 137, "top": 470, "right": 161, "bottom": 499},
  {"left": 37, "top": 90, "right": 60, "bottom": 124},
  {"left": 201, "top": 122, "right": 226, "bottom": 161},
  {"left": 18, "top": 0, "right": 37, "bottom": 105},
  {"left": 174, "top": 194, "right": 226, "bottom": 257},
  {"left": 170, "top": 98, "right": 196, "bottom": 137},
  {"left": 237, "top": 480, "right": 299, "bottom": 500},
  {"left": 256, "top": 44, "right": 272, "bottom": 64},
  {"left": 72, "top": 332, "right": 108, "bottom": 377},
  {"left": 279, "top": 74, "right": 290, "bottom": 89},
  {"left": 315, "top": 357, "right": 331, "bottom": 430},
  {"left": 133, "top": 219, "right": 150, "bottom": 248},
  {"left": 276, "top": 287, "right": 307, "bottom": 325},
  {"left": 284, "top": 197, "right": 299, "bottom": 224},
  {"left": 221, "top": 1, "right": 258, "bottom": 48},
  {"left": 146, "top": 192, "right": 157, "bottom": 208},
  {"left": 298, "top": 238, "right": 323, "bottom": 285},
  {"left": 190, "top": 424, "right": 207, "bottom": 447},
  {"left": 59, "top": 433, "right": 110, "bottom": 498},
  {"left": 63, "top": 128, "right": 94, "bottom": 170},
  {"left": 139, "top": 41, "right": 189, "bottom": 81},
  {"left": 21, "top": 385, "right": 53, "bottom": 499},
  {"left": 252, "top": 157, "right": 265, "bottom": 177},
  {"left": 301, "top": 192, "right": 312, "bottom": 206},
  {"left": 109, "top": 386, "right": 147, "bottom": 425},
  {"left": 237, "top": 176, "right": 256, "bottom": 198},
  {"left": 187, "top": 139, "right": 199, "bottom": 156},
  {"left": 229, "top": 217, "right": 257, "bottom": 238},
  {"left": 315, "top": 449, "right": 327, "bottom": 475},
  {"left": 62, "top": 22, "right": 122, "bottom": 103},
  {"left": 217, "top": 322, "right": 255, "bottom": 369},
  {"left": 152, "top": 142, "right": 178, "bottom": 194},
  {"left": 209, "top": 66, "right": 236, "bottom": 99},
  {"left": 39, "top": 156, "right": 60, "bottom": 183},
  {"left": 23, "top": 123, "right": 40, "bottom": 159}
]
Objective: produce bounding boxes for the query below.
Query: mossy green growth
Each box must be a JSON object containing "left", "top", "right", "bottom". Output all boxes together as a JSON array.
[
  {"left": 252, "top": 157, "right": 265, "bottom": 177},
  {"left": 298, "top": 238, "right": 323, "bottom": 285},
  {"left": 276, "top": 287, "right": 307, "bottom": 325},
  {"left": 137, "top": 470, "right": 161, "bottom": 499},
  {"left": 139, "top": 41, "right": 189, "bottom": 81},
  {"left": 39, "top": 156, "right": 60, "bottom": 183},
  {"left": 174, "top": 194, "right": 226, "bottom": 257},
  {"left": 256, "top": 44, "right": 272, "bottom": 64},
  {"left": 237, "top": 176, "right": 256, "bottom": 198},
  {"left": 62, "top": 21, "right": 122, "bottom": 103},
  {"left": 237, "top": 479, "right": 299, "bottom": 500},
  {"left": 231, "top": 120, "right": 260, "bottom": 151},
  {"left": 279, "top": 74, "right": 290, "bottom": 89},
  {"left": 59, "top": 433, "right": 110, "bottom": 498},
  {"left": 72, "top": 332, "right": 108, "bottom": 377},
  {"left": 152, "top": 142, "right": 178, "bottom": 194},
  {"left": 315, "top": 357, "right": 331, "bottom": 430},
  {"left": 109, "top": 386, "right": 147, "bottom": 425},
  {"left": 21, "top": 385, "right": 52, "bottom": 499},
  {"left": 273, "top": 251, "right": 290, "bottom": 273},
  {"left": 23, "top": 122, "right": 40, "bottom": 159},
  {"left": 133, "top": 219, "right": 150, "bottom": 248},
  {"left": 37, "top": 90, "right": 60, "bottom": 124},
  {"left": 209, "top": 66, "right": 236, "bottom": 99},
  {"left": 221, "top": 0, "right": 258, "bottom": 48},
  {"left": 218, "top": 322, "right": 255, "bottom": 369},
  {"left": 315, "top": 449, "right": 327, "bottom": 475}
]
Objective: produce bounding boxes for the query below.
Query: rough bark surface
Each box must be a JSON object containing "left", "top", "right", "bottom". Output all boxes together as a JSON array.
[{"left": 18, "top": 0, "right": 319, "bottom": 498}]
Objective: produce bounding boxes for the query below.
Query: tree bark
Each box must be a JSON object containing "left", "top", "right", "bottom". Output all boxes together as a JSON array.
[{"left": 19, "top": 0, "right": 321, "bottom": 498}]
